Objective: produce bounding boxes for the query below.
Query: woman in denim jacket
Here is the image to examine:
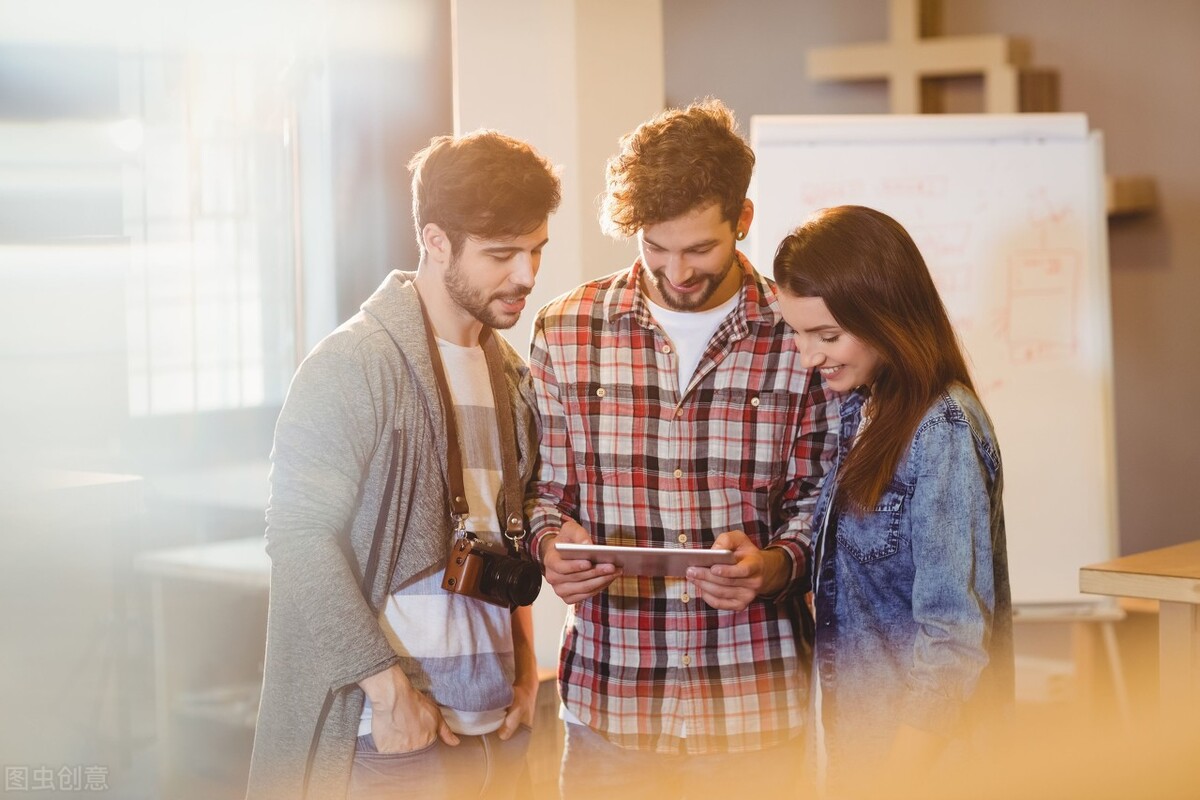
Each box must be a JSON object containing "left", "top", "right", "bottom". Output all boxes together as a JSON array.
[{"left": 773, "top": 206, "right": 1013, "bottom": 797}]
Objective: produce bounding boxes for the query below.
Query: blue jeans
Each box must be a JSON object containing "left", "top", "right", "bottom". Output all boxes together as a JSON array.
[
  {"left": 560, "top": 722, "right": 804, "bottom": 800},
  {"left": 347, "top": 726, "right": 533, "bottom": 800}
]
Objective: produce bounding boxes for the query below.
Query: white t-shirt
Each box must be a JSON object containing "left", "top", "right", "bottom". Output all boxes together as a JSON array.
[
  {"left": 643, "top": 291, "right": 741, "bottom": 394},
  {"left": 359, "top": 339, "right": 514, "bottom": 737}
]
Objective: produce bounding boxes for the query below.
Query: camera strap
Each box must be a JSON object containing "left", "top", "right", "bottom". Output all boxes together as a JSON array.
[{"left": 415, "top": 290, "right": 526, "bottom": 554}]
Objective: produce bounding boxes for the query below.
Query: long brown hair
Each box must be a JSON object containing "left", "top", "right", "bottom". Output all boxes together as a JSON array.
[{"left": 773, "top": 205, "right": 974, "bottom": 512}]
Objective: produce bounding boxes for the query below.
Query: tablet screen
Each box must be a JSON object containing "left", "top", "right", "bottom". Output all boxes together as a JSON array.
[{"left": 553, "top": 542, "right": 736, "bottom": 577}]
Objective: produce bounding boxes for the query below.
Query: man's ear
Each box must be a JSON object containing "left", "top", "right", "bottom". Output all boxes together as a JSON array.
[
  {"left": 422, "top": 223, "right": 452, "bottom": 265},
  {"left": 736, "top": 199, "right": 755, "bottom": 240}
]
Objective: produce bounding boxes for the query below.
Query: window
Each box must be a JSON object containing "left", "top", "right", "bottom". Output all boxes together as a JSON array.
[{"left": 121, "top": 50, "right": 300, "bottom": 415}]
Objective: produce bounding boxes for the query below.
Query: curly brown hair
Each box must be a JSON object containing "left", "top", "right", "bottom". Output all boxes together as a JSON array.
[
  {"left": 601, "top": 98, "right": 755, "bottom": 238},
  {"left": 409, "top": 130, "right": 561, "bottom": 256}
]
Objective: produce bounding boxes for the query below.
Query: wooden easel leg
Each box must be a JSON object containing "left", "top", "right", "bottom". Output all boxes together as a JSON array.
[
  {"left": 1070, "top": 621, "right": 1095, "bottom": 719},
  {"left": 1071, "top": 618, "right": 1131, "bottom": 722},
  {"left": 1100, "top": 620, "right": 1131, "bottom": 723}
]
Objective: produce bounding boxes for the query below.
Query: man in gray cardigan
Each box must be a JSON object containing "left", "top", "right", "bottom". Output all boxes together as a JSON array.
[{"left": 246, "top": 131, "right": 560, "bottom": 800}]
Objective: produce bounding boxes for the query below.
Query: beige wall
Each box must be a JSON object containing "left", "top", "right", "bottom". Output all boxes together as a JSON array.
[
  {"left": 453, "top": 0, "right": 663, "bottom": 358},
  {"left": 453, "top": 0, "right": 666, "bottom": 667},
  {"left": 663, "top": 0, "right": 1200, "bottom": 556}
]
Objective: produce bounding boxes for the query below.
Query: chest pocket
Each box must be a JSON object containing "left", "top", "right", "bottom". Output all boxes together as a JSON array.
[
  {"left": 564, "top": 383, "right": 637, "bottom": 477},
  {"left": 837, "top": 480, "right": 909, "bottom": 563},
  {"left": 702, "top": 388, "right": 795, "bottom": 490}
]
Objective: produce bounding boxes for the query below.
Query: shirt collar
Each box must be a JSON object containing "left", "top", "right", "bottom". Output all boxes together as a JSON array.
[
  {"left": 604, "top": 251, "right": 780, "bottom": 329},
  {"left": 839, "top": 387, "right": 869, "bottom": 422}
]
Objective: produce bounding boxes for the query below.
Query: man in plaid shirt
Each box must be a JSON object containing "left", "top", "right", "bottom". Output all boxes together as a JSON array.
[{"left": 525, "top": 99, "right": 837, "bottom": 799}]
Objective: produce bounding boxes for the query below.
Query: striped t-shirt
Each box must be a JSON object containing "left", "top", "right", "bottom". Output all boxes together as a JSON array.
[{"left": 359, "top": 338, "right": 515, "bottom": 736}]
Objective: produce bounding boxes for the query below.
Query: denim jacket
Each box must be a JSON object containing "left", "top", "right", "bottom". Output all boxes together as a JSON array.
[{"left": 811, "top": 383, "right": 1013, "bottom": 787}]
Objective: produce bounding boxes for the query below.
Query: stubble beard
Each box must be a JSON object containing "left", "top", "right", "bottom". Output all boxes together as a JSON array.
[
  {"left": 444, "top": 254, "right": 530, "bottom": 330},
  {"left": 647, "top": 251, "right": 738, "bottom": 312}
]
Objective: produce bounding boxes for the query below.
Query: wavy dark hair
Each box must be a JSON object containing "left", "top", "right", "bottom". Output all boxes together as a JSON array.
[
  {"left": 409, "top": 130, "right": 561, "bottom": 256},
  {"left": 773, "top": 205, "right": 974, "bottom": 512},
  {"left": 600, "top": 97, "right": 754, "bottom": 237}
]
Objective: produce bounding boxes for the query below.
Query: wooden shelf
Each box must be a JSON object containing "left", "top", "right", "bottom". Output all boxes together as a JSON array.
[
  {"left": 1106, "top": 175, "right": 1158, "bottom": 217},
  {"left": 803, "top": 0, "right": 1159, "bottom": 222}
]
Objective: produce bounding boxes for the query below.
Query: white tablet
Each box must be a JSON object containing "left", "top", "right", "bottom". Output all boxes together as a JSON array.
[{"left": 553, "top": 542, "right": 736, "bottom": 577}]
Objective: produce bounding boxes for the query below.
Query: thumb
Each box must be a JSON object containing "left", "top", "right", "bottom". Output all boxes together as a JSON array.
[
  {"left": 437, "top": 715, "right": 460, "bottom": 746},
  {"left": 715, "top": 529, "right": 751, "bottom": 551},
  {"left": 497, "top": 706, "right": 520, "bottom": 741},
  {"left": 559, "top": 518, "right": 592, "bottom": 544}
]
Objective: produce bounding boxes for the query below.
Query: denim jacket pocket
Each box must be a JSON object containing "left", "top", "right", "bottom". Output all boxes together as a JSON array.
[{"left": 837, "top": 481, "right": 909, "bottom": 563}]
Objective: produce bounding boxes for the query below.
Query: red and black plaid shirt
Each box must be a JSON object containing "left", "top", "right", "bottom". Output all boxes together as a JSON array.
[{"left": 525, "top": 255, "right": 837, "bottom": 753}]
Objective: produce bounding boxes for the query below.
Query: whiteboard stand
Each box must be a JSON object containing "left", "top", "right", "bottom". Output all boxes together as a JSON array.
[
  {"left": 748, "top": 112, "right": 1125, "bottom": 722},
  {"left": 748, "top": 113, "right": 1119, "bottom": 610},
  {"left": 1013, "top": 600, "right": 1130, "bottom": 723}
]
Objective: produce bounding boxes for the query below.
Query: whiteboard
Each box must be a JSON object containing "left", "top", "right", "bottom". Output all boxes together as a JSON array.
[{"left": 748, "top": 114, "right": 1117, "bottom": 607}]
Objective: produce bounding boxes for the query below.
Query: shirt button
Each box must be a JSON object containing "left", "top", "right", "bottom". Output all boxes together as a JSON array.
[
  {"left": 677, "top": 533, "right": 687, "bottom": 544},
  {"left": 662, "top": 344, "right": 672, "bottom": 354},
  {"left": 673, "top": 468, "right": 683, "bottom": 478},
  {"left": 681, "top": 593, "right": 690, "bottom": 603},
  {"left": 750, "top": 396, "right": 760, "bottom": 407},
  {"left": 681, "top": 654, "right": 691, "bottom": 666},
  {"left": 675, "top": 407, "right": 683, "bottom": 417},
  {"left": 596, "top": 387, "right": 606, "bottom": 397}
]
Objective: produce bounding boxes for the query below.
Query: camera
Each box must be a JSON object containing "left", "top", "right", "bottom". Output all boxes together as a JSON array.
[{"left": 441, "top": 534, "right": 542, "bottom": 608}]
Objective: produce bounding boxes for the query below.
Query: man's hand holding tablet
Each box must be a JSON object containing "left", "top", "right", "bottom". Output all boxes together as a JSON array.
[
  {"left": 685, "top": 530, "right": 794, "bottom": 612},
  {"left": 540, "top": 518, "right": 622, "bottom": 604}
]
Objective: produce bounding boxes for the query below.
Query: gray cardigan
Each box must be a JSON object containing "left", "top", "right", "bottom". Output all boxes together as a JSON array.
[{"left": 245, "top": 271, "right": 539, "bottom": 800}]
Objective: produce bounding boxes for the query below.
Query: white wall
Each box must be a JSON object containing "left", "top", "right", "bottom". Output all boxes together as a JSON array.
[
  {"left": 452, "top": 0, "right": 663, "bottom": 352},
  {"left": 453, "top": 0, "right": 665, "bottom": 669}
]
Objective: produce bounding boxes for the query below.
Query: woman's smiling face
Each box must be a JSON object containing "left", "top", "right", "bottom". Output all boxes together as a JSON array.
[{"left": 776, "top": 292, "right": 882, "bottom": 392}]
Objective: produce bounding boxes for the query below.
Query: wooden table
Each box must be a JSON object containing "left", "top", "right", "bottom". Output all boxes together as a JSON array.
[
  {"left": 134, "top": 536, "right": 563, "bottom": 798},
  {"left": 134, "top": 537, "right": 271, "bottom": 798},
  {"left": 1080, "top": 540, "right": 1200, "bottom": 717},
  {"left": 2, "top": 469, "right": 145, "bottom": 760}
]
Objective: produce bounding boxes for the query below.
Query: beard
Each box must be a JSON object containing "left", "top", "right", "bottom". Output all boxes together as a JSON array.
[
  {"left": 444, "top": 255, "right": 530, "bottom": 330},
  {"left": 645, "top": 251, "right": 738, "bottom": 311}
]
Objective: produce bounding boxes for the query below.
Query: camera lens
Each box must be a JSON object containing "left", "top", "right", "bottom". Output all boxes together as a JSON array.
[{"left": 480, "top": 557, "right": 542, "bottom": 607}]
